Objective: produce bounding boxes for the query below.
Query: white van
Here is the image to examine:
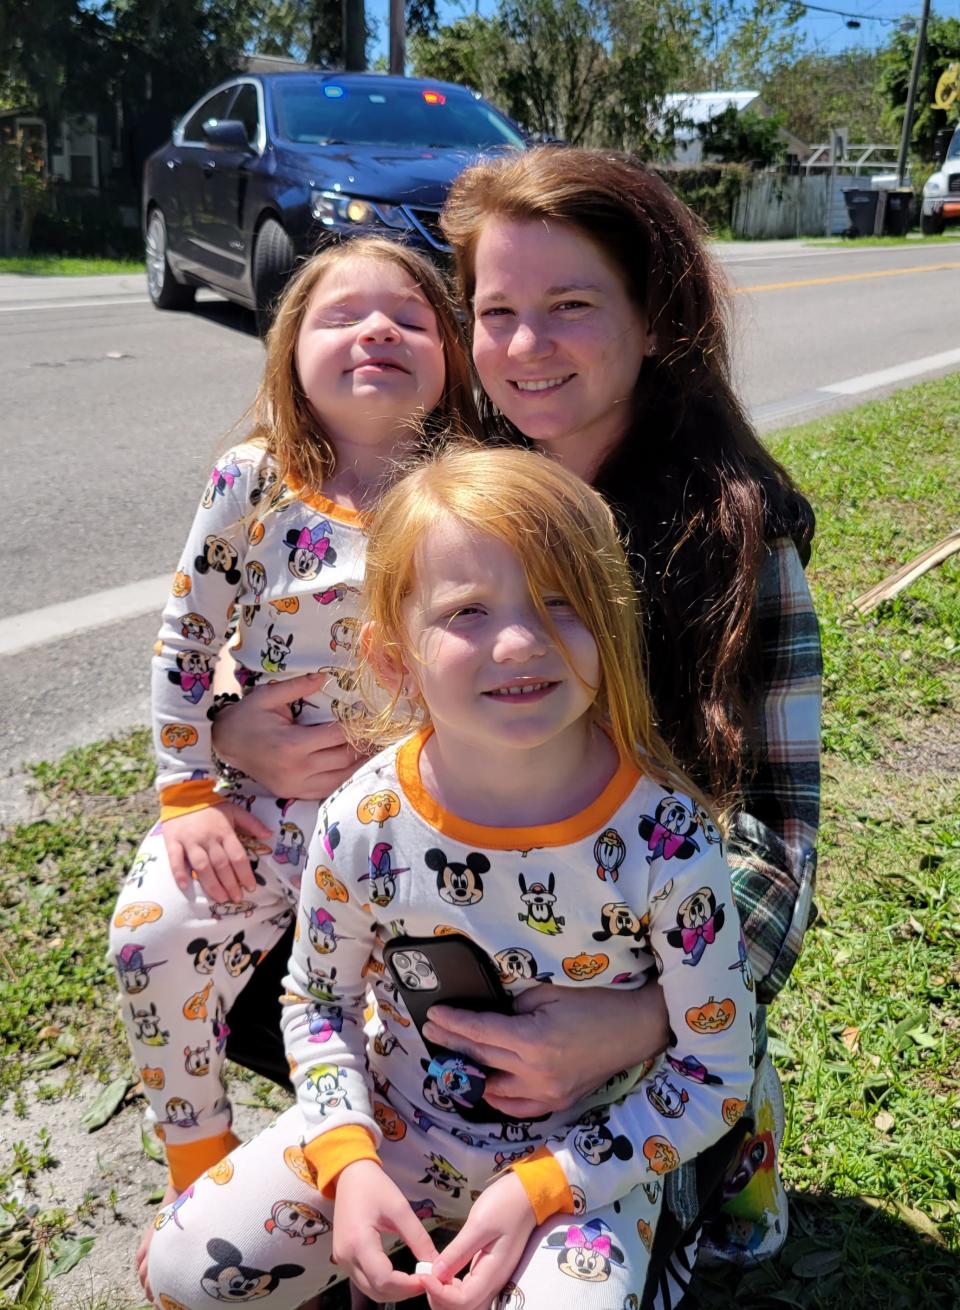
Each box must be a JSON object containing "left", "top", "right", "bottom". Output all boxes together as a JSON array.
[{"left": 921, "top": 125, "right": 960, "bottom": 234}]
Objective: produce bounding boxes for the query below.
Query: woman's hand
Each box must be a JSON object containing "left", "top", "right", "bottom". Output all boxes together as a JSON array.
[
  {"left": 333, "top": 1159, "right": 439, "bottom": 1303},
  {"left": 162, "top": 804, "right": 272, "bottom": 903},
  {"left": 423, "top": 982, "right": 670, "bottom": 1118},
  {"left": 423, "top": 1171, "right": 535, "bottom": 1310},
  {"left": 211, "top": 671, "right": 366, "bottom": 799}
]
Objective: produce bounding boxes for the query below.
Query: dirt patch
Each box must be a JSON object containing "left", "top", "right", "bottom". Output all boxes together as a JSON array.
[
  {"left": 884, "top": 706, "right": 960, "bottom": 781},
  {"left": 0, "top": 1078, "right": 278, "bottom": 1309}
]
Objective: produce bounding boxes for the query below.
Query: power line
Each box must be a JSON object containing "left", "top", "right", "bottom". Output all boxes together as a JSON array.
[{"left": 790, "top": 2, "right": 905, "bottom": 23}]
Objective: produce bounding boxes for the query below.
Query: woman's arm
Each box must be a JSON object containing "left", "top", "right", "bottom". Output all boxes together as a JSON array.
[
  {"left": 211, "top": 673, "right": 367, "bottom": 799},
  {"left": 730, "top": 537, "right": 822, "bottom": 1005},
  {"left": 422, "top": 978, "right": 670, "bottom": 1118}
]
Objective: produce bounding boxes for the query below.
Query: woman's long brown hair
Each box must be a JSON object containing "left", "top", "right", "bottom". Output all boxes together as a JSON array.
[{"left": 442, "top": 148, "right": 814, "bottom": 808}]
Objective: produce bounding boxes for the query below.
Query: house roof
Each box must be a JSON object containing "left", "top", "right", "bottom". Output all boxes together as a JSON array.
[{"left": 664, "top": 91, "right": 762, "bottom": 139}]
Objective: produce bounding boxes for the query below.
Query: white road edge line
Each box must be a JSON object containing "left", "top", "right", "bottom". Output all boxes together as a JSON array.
[
  {"left": 0, "top": 297, "right": 150, "bottom": 313},
  {"left": 0, "top": 576, "right": 169, "bottom": 658},
  {"left": 823, "top": 345, "right": 960, "bottom": 395}
]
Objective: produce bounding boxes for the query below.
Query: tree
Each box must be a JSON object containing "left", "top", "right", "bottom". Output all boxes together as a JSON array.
[
  {"left": 879, "top": 15, "right": 960, "bottom": 161},
  {"left": 759, "top": 50, "right": 887, "bottom": 146},
  {"left": 698, "top": 103, "right": 784, "bottom": 164},
  {"left": 691, "top": 0, "right": 802, "bottom": 89},
  {"left": 410, "top": 0, "right": 700, "bottom": 153}
]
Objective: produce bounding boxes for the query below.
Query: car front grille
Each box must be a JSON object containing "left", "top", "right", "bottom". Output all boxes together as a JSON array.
[
  {"left": 403, "top": 205, "right": 449, "bottom": 251},
  {"left": 949, "top": 175, "right": 960, "bottom": 193}
]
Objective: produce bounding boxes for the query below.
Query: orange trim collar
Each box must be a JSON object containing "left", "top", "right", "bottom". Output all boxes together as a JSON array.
[
  {"left": 283, "top": 481, "right": 367, "bottom": 528},
  {"left": 395, "top": 728, "right": 639, "bottom": 850}
]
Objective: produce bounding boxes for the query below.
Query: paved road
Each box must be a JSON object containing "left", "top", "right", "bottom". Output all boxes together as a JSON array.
[{"left": 2, "top": 238, "right": 959, "bottom": 802}]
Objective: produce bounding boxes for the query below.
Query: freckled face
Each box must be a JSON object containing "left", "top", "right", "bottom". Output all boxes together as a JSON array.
[{"left": 471, "top": 218, "right": 651, "bottom": 468}]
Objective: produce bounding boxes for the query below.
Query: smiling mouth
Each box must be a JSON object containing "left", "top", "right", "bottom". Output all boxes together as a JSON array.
[
  {"left": 510, "top": 376, "right": 574, "bottom": 393},
  {"left": 351, "top": 359, "right": 410, "bottom": 374},
  {"left": 483, "top": 680, "right": 558, "bottom": 699}
]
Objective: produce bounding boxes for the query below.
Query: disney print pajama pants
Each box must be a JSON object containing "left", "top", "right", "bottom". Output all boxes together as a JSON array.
[
  {"left": 109, "top": 794, "right": 319, "bottom": 1184},
  {"left": 147, "top": 1098, "right": 686, "bottom": 1310}
]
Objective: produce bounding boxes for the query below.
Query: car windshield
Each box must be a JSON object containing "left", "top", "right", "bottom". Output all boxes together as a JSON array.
[
  {"left": 273, "top": 80, "right": 525, "bottom": 150},
  {"left": 947, "top": 130, "right": 960, "bottom": 162}
]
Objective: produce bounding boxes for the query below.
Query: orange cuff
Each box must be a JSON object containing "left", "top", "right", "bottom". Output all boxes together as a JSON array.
[
  {"left": 511, "top": 1147, "right": 575, "bottom": 1225},
  {"left": 166, "top": 1130, "right": 241, "bottom": 1192},
  {"left": 159, "top": 779, "right": 226, "bottom": 821},
  {"left": 303, "top": 1125, "right": 382, "bottom": 1198}
]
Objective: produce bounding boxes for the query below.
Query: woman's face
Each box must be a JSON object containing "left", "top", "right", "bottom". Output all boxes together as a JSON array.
[{"left": 471, "top": 217, "right": 653, "bottom": 475}]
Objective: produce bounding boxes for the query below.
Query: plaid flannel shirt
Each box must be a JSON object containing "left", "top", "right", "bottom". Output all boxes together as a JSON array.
[{"left": 728, "top": 537, "right": 822, "bottom": 1018}]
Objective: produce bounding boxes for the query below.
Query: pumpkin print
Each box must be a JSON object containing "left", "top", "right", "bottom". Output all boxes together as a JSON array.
[
  {"left": 171, "top": 571, "right": 191, "bottom": 598},
  {"left": 205, "top": 1158, "right": 235, "bottom": 1185},
  {"left": 722, "top": 1097, "right": 747, "bottom": 1127},
  {"left": 283, "top": 1144, "right": 315, "bottom": 1186},
  {"left": 562, "top": 952, "right": 609, "bottom": 981},
  {"left": 159, "top": 723, "right": 198, "bottom": 752},
  {"left": 315, "top": 866, "right": 349, "bottom": 902},
  {"left": 159, "top": 1296, "right": 190, "bottom": 1310},
  {"left": 357, "top": 790, "right": 401, "bottom": 827},
  {"left": 643, "top": 1135, "right": 681, "bottom": 1174},
  {"left": 249, "top": 520, "right": 265, "bottom": 545},
  {"left": 271, "top": 596, "right": 300, "bottom": 614},
  {"left": 373, "top": 1100, "right": 407, "bottom": 1141},
  {"left": 140, "top": 1066, "right": 165, "bottom": 1090},
  {"left": 113, "top": 901, "right": 163, "bottom": 930},
  {"left": 685, "top": 996, "right": 737, "bottom": 1033},
  {"left": 636, "top": 1219, "right": 653, "bottom": 1252}
]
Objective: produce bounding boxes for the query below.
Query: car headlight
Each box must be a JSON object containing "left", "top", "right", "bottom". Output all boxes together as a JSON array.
[
  {"left": 310, "top": 190, "right": 412, "bottom": 229},
  {"left": 924, "top": 174, "right": 946, "bottom": 196}
]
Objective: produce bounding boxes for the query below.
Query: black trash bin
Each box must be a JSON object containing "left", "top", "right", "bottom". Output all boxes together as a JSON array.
[
  {"left": 884, "top": 188, "right": 915, "bottom": 236},
  {"left": 844, "top": 187, "right": 879, "bottom": 236}
]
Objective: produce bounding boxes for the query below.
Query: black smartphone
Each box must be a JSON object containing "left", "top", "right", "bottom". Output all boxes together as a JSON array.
[{"left": 382, "top": 933, "right": 516, "bottom": 1124}]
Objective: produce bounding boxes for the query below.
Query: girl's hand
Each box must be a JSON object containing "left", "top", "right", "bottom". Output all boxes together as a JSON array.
[
  {"left": 162, "top": 804, "right": 272, "bottom": 904},
  {"left": 423, "top": 982, "right": 670, "bottom": 1118},
  {"left": 211, "top": 672, "right": 367, "bottom": 800},
  {"left": 333, "top": 1159, "right": 439, "bottom": 1302},
  {"left": 422, "top": 1171, "right": 535, "bottom": 1310}
]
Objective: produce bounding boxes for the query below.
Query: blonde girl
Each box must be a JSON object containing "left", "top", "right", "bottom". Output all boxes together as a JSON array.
[
  {"left": 146, "top": 445, "right": 755, "bottom": 1310},
  {"left": 108, "top": 237, "right": 477, "bottom": 1290}
]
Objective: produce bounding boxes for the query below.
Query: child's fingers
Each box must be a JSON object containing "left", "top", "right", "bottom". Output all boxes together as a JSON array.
[
  {"left": 251, "top": 670, "right": 328, "bottom": 709},
  {"left": 389, "top": 1207, "right": 440, "bottom": 1266},
  {"left": 430, "top": 1225, "right": 482, "bottom": 1282},
  {"left": 422, "top": 1272, "right": 472, "bottom": 1310},
  {"left": 164, "top": 838, "right": 193, "bottom": 896},
  {"left": 187, "top": 843, "right": 239, "bottom": 904},
  {"left": 230, "top": 806, "right": 273, "bottom": 842},
  {"left": 221, "top": 829, "right": 258, "bottom": 893}
]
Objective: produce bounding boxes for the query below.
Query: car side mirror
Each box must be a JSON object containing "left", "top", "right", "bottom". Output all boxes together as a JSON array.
[{"left": 202, "top": 119, "right": 253, "bottom": 149}]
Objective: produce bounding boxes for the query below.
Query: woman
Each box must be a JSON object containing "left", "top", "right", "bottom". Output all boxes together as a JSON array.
[{"left": 211, "top": 148, "right": 821, "bottom": 1296}]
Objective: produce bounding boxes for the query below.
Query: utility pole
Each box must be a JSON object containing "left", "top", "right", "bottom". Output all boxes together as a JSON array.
[
  {"left": 389, "top": 0, "right": 405, "bottom": 75},
  {"left": 896, "top": 0, "right": 931, "bottom": 187},
  {"left": 343, "top": 0, "right": 366, "bottom": 71}
]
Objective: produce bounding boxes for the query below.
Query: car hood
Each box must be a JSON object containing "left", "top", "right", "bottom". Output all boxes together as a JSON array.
[{"left": 275, "top": 142, "right": 500, "bottom": 206}]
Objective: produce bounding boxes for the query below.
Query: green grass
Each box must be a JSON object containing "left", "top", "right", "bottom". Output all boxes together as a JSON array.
[
  {"left": 814, "top": 233, "right": 960, "bottom": 248},
  {"left": 1, "top": 378, "right": 959, "bottom": 1307},
  {"left": 0, "top": 256, "right": 144, "bottom": 276}
]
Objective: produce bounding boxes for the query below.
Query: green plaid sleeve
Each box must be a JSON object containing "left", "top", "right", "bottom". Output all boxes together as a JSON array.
[{"left": 728, "top": 538, "right": 822, "bottom": 1007}]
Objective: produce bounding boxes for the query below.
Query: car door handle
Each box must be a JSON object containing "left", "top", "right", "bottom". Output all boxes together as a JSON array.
[
  {"left": 203, "top": 160, "right": 216, "bottom": 175},
  {"left": 166, "top": 158, "right": 180, "bottom": 169}
]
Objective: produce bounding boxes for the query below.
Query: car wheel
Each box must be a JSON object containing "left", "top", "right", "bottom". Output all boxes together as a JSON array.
[
  {"left": 921, "top": 211, "right": 945, "bottom": 236},
  {"left": 253, "top": 218, "right": 296, "bottom": 336},
  {"left": 145, "top": 208, "right": 196, "bottom": 310}
]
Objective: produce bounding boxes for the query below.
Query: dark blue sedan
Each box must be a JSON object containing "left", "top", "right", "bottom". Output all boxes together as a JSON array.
[{"left": 142, "top": 70, "right": 525, "bottom": 328}]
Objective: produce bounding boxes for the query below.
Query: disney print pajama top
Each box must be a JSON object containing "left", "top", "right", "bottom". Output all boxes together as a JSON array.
[
  {"left": 109, "top": 443, "right": 369, "bottom": 1189},
  {"left": 146, "top": 728, "right": 755, "bottom": 1309}
]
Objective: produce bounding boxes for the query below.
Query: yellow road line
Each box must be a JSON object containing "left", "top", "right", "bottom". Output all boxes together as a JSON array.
[{"left": 735, "top": 260, "right": 960, "bottom": 293}]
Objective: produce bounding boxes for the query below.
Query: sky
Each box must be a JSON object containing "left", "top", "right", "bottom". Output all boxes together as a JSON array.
[{"left": 364, "top": 0, "right": 952, "bottom": 67}]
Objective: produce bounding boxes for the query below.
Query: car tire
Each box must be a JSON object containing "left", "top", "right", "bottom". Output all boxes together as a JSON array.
[
  {"left": 921, "top": 211, "right": 945, "bottom": 236},
  {"left": 145, "top": 208, "right": 196, "bottom": 310},
  {"left": 253, "top": 218, "right": 296, "bottom": 336}
]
